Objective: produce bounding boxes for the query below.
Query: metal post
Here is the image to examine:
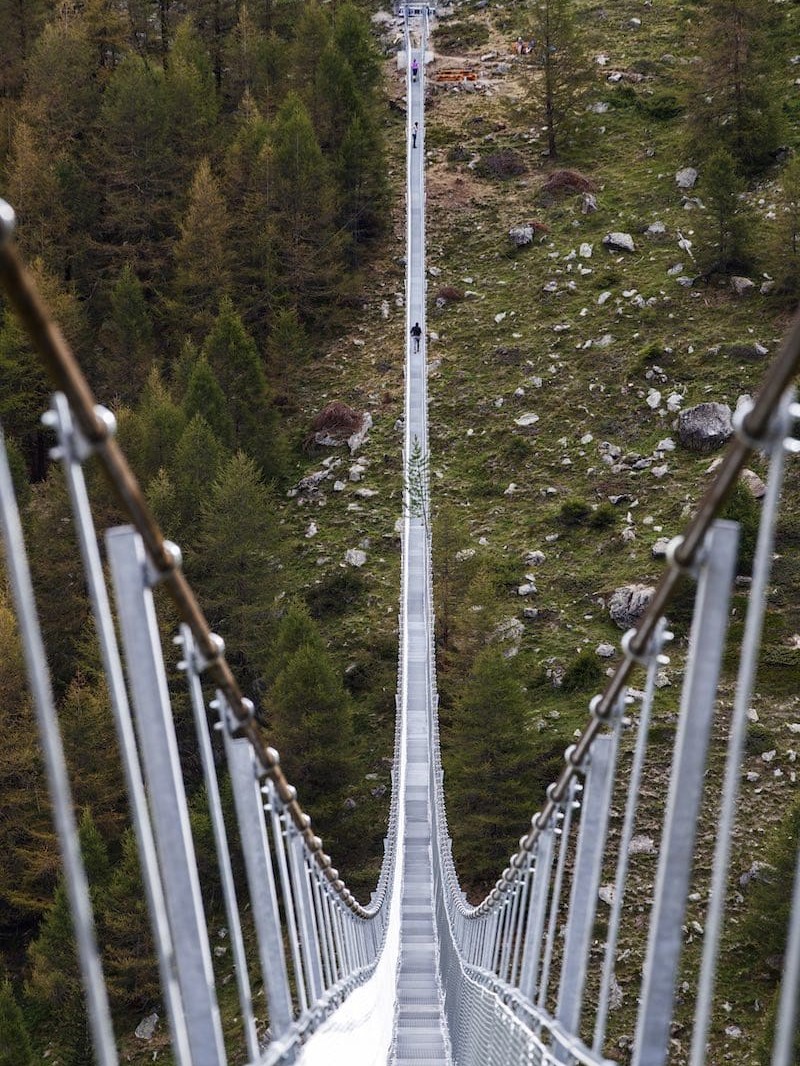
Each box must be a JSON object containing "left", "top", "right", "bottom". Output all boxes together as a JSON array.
[
  {"left": 0, "top": 425, "right": 118, "bottom": 1066},
  {"left": 538, "top": 786, "right": 577, "bottom": 1012},
  {"left": 509, "top": 855, "right": 533, "bottom": 987},
  {"left": 105, "top": 526, "right": 225, "bottom": 1065},
  {"left": 222, "top": 720, "right": 293, "bottom": 1040},
  {"left": 519, "top": 827, "right": 555, "bottom": 1002},
  {"left": 181, "top": 628, "right": 259, "bottom": 1063},
  {"left": 266, "top": 785, "right": 309, "bottom": 1014},
  {"left": 633, "top": 521, "right": 739, "bottom": 1066},
  {"left": 555, "top": 732, "right": 619, "bottom": 1058},
  {"left": 50, "top": 396, "right": 190, "bottom": 1064},
  {"left": 288, "top": 827, "right": 325, "bottom": 1002}
]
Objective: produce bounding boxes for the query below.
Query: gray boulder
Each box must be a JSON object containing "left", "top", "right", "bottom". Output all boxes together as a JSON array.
[
  {"left": 509, "top": 224, "right": 534, "bottom": 248},
  {"left": 609, "top": 584, "right": 655, "bottom": 628},
  {"left": 135, "top": 1014, "right": 159, "bottom": 1041},
  {"left": 603, "top": 232, "right": 636, "bottom": 253},
  {"left": 675, "top": 167, "right": 698, "bottom": 189},
  {"left": 676, "top": 402, "right": 733, "bottom": 453},
  {"left": 731, "top": 275, "right": 755, "bottom": 297}
]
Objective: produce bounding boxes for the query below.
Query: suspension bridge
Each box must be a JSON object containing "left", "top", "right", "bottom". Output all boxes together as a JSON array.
[{"left": 2, "top": 8, "right": 800, "bottom": 1065}]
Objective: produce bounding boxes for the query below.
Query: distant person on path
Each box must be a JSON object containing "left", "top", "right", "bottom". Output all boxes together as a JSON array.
[
  {"left": 412, "top": 121, "right": 419, "bottom": 148},
  {"left": 412, "top": 57, "right": 419, "bottom": 81},
  {"left": 410, "top": 321, "right": 422, "bottom": 352}
]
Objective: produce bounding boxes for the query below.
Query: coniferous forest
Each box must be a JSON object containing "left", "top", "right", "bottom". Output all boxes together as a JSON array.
[{"left": 3, "top": 0, "right": 800, "bottom": 1061}]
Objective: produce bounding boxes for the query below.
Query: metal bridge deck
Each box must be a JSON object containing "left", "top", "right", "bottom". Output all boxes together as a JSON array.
[{"left": 391, "top": 36, "right": 450, "bottom": 1066}]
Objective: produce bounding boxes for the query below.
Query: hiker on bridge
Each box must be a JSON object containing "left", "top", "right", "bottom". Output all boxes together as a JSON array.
[
  {"left": 410, "top": 321, "right": 422, "bottom": 352},
  {"left": 412, "top": 121, "right": 419, "bottom": 148},
  {"left": 412, "top": 57, "right": 419, "bottom": 81}
]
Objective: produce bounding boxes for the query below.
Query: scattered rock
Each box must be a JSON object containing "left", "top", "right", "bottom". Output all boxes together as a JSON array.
[
  {"left": 629, "top": 834, "right": 657, "bottom": 856},
  {"left": 599, "top": 884, "right": 616, "bottom": 905},
  {"left": 652, "top": 537, "right": 671, "bottom": 558},
  {"left": 582, "top": 192, "right": 598, "bottom": 213},
  {"left": 676, "top": 402, "right": 733, "bottom": 453},
  {"left": 675, "top": 167, "right": 698, "bottom": 189},
  {"left": 515, "top": 412, "right": 540, "bottom": 427},
  {"left": 655, "top": 438, "right": 675, "bottom": 452},
  {"left": 731, "top": 275, "right": 755, "bottom": 297},
  {"left": 646, "top": 388, "right": 662, "bottom": 409},
  {"left": 344, "top": 548, "right": 367, "bottom": 567},
  {"left": 740, "top": 469, "right": 767, "bottom": 499},
  {"left": 596, "top": 643, "right": 615, "bottom": 658},
  {"left": 646, "top": 221, "right": 667, "bottom": 235},
  {"left": 509, "top": 224, "right": 535, "bottom": 247},
  {"left": 739, "top": 861, "right": 774, "bottom": 888},
  {"left": 518, "top": 583, "right": 536, "bottom": 596},
  {"left": 135, "top": 1014, "right": 159, "bottom": 1041},
  {"left": 609, "top": 584, "right": 655, "bottom": 628},
  {"left": 305, "top": 522, "right": 317, "bottom": 538},
  {"left": 603, "top": 232, "right": 636, "bottom": 253}
]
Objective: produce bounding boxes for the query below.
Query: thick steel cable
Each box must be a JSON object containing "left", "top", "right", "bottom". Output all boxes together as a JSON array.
[{"left": 0, "top": 206, "right": 379, "bottom": 917}]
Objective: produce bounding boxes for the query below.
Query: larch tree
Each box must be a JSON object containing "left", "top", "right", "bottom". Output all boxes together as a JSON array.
[
  {"left": 0, "top": 0, "right": 51, "bottom": 97},
  {"left": 97, "top": 828, "right": 159, "bottom": 1012},
  {"left": 337, "top": 112, "right": 388, "bottom": 258},
  {"left": 192, "top": 0, "right": 238, "bottom": 90},
  {"left": 164, "top": 19, "right": 219, "bottom": 186},
  {"left": 173, "top": 158, "right": 233, "bottom": 336},
  {"left": 689, "top": 0, "right": 786, "bottom": 173},
  {"left": 0, "top": 594, "right": 59, "bottom": 931},
  {"left": 529, "top": 0, "right": 589, "bottom": 160},
  {"left": 118, "top": 367, "right": 186, "bottom": 483},
  {"left": 170, "top": 414, "right": 228, "bottom": 532}
]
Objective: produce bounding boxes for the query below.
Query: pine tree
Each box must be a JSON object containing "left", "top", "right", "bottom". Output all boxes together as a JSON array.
[
  {"left": 26, "top": 811, "right": 111, "bottom": 1066},
  {"left": 289, "top": 2, "right": 332, "bottom": 94},
  {"left": 192, "top": 0, "right": 238, "bottom": 90},
  {"left": 333, "top": 3, "right": 381, "bottom": 94},
  {"left": 689, "top": 0, "right": 786, "bottom": 173},
  {"left": 93, "top": 54, "right": 174, "bottom": 265},
  {"left": 270, "top": 625, "right": 355, "bottom": 840},
  {"left": 269, "top": 92, "right": 348, "bottom": 325},
  {"left": 443, "top": 648, "right": 535, "bottom": 892},
  {"left": 201, "top": 299, "right": 286, "bottom": 478},
  {"left": 313, "top": 41, "right": 360, "bottom": 153},
  {"left": 699, "top": 149, "right": 754, "bottom": 276},
  {"left": 100, "top": 264, "right": 153, "bottom": 401},
  {"left": 529, "top": 0, "right": 589, "bottom": 159},
  {"left": 194, "top": 451, "right": 281, "bottom": 675},
  {"left": 0, "top": 978, "right": 34, "bottom": 1066},
  {"left": 183, "top": 357, "right": 235, "bottom": 447},
  {"left": 173, "top": 158, "right": 233, "bottom": 336}
]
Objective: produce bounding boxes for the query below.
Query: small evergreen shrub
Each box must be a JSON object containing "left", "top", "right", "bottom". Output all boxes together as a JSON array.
[
  {"left": 560, "top": 651, "right": 603, "bottom": 694},
  {"left": 558, "top": 499, "right": 591, "bottom": 527},
  {"left": 589, "top": 503, "right": 618, "bottom": 530},
  {"left": 637, "top": 90, "right": 684, "bottom": 120}
]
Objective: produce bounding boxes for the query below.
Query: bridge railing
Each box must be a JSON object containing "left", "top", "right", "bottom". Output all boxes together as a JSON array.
[
  {"left": 427, "top": 314, "right": 800, "bottom": 1065},
  {"left": 0, "top": 202, "right": 398, "bottom": 1064}
]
